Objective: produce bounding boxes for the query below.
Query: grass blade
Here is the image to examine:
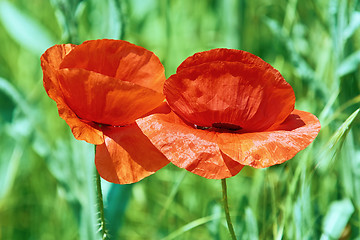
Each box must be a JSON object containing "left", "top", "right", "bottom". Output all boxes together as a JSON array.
[
  {"left": 318, "top": 108, "right": 360, "bottom": 169},
  {"left": 161, "top": 215, "right": 222, "bottom": 240},
  {"left": 320, "top": 199, "right": 354, "bottom": 239},
  {"left": 0, "top": 1, "right": 55, "bottom": 54}
]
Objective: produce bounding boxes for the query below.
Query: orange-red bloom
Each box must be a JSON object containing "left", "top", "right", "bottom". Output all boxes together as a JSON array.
[
  {"left": 41, "top": 39, "right": 169, "bottom": 184},
  {"left": 136, "top": 49, "right": 321, "bottom": 179}
]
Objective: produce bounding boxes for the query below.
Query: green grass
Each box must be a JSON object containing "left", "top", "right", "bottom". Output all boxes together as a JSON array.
[{"left": 0, "top": 0, "right": 360, "bottom": 239}]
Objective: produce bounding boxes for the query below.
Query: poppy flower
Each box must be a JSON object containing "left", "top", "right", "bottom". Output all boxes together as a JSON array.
[
  {"left": 41, "top": 39, "right": 169, "bottom": 184},
  {"left": 136, "top": 49, "right": 321, "bottom": 179}
]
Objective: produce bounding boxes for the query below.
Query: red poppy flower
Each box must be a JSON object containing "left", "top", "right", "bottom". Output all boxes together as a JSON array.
[
  {"left": 41, "top": 39, "right": 169, "bottom": 184},
  {"left": 136, "top": 49, "right": 321, "bottom": 179}
]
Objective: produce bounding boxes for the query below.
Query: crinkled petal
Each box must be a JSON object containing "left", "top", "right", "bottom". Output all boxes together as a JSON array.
[
  {"left": 60, "top": 39, "right": 165, "bottom": 93},
  {"left": 177, "top": 48, "right": 266, "bottom": 72},
  {"left": 95, "top": 124, "right": 169, "bottom": 184},
  {"left": 165, "top": 60, "right": 295, "bottom": 132},
  {"left": 136, "top": 111, "right": 244, "bottom": 179},
  {"left": 216, "top": 110, "right": 321, "bottom": 168},
  {"left": 41, "top": 44, "right": 104, "bottom": 144},
  {"left": 58, "top": 68, "right": 165, "bottom": 126},
  {"left": 57, "top": 103, "right": 104, "bottom": 144},
  {"left": 41, "top": 44, "right": 76, "bottom": 102}
]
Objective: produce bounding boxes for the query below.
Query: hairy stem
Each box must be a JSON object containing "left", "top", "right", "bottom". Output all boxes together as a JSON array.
[
  {"left": 221, "top": 179, "right": 237, "bottom": 240},
  {"left": 95, "top": 146, "right": 108, "bottom": 239}
]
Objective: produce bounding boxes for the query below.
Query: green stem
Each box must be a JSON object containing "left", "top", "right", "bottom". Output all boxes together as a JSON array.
[
  {"left": 95, "top": 146, "right": 108, "bottom": 240},
  {"left": 221, "top": 179, "right": 237, "bottom": 240}
]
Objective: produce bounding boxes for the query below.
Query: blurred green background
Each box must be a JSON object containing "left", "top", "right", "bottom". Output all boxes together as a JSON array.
[{"left": 0, "top": 0, "right": 360, "bottom": 239}]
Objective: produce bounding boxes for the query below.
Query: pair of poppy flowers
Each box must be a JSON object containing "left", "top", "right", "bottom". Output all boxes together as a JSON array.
[{"left": 41, "top": 39, "right": 320, "bottom": 184}]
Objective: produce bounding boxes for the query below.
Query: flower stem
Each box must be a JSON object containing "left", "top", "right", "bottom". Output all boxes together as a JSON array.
[
  {"left": 221, "top": 178, "right": 237, "bottom": 240},
  {"left": 95, "top": 146, "right": 108, "bottom": 240}
]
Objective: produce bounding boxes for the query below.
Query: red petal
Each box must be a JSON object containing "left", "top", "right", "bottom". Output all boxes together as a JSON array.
[
  {"left": 58, "top": 68, "right": 165, "bottom": 126},
  {"left": 216, "top": 110, "right": 321, "bottom": 168},
  {"left": 60, "top": 39, "right": 165, "bottom": 93},
  {"left": 41, "top": 44, "right": 76, "bottom": 103},
  {"left": 177, "top": 48, "right": 266, "bottom": 72},
  {"left": 41, "top": 44, "right": 104, "bottom": 144},
  {"left": 165, "top": 59, "right": 295, "bottom": 132},
  {"left": 95, "top": 124, "right": 169, "bottom": 184},
  {"left": 58, "top": 104, "right": 104, "bottom": 144},
  {"left": 136, "top": 111, "right": 244, "bottom": 179}
]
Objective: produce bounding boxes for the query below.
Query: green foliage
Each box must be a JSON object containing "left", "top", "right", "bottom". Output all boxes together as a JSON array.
[
  {"left": 321, "top": 199, "right": 355, "bottom": 240},
  {"left": 0, "top": 0, "right": 360, "bottom": 239},
  {"left": 0, "top": 1, "right": 56, "bottom": 55}
]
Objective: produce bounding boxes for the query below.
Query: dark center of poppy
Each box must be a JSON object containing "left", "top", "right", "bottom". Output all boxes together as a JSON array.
[
  {"left": 92, "top": 121, "right": 122, "bottom": 128},
  {"left": 194, "top": 124, "right": 210, "bottom": 130},
  {"left": 194, "top": 123, "right": 242, "bottom": 131},
  {"left": 211, "top": 122, "right": 242, "bottom": 131}
]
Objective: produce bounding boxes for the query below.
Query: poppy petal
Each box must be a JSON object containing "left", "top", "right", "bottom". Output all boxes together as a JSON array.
[
  {"left": 41, "top": 44, "right": 104, "bottom": 144},
  {"left": 177, "top": 48, "right": 266, "bottom": 72},
  {"left": 216, "top": 110, "right": 321, "bottom": 168},
  {"left": 59, "top": 39, "right": 165, "bottom": 93},
  {"left": 136, "top": 111, "right": 244, "bottom": 179},
  {"left": 165, "top": 60, "right": 295, "bottom": 132},
  {"left": 59, "top": 106, "right": 105, "bottom": 144},
  {"left": 95, "top": 124, "right": 169, "bottom": 184},
  {"left": 41, "top": 44, "right": 76, "bottom": 102},
  {"left": 57, "top": 68, "right": 165, "bottom": 126}
]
